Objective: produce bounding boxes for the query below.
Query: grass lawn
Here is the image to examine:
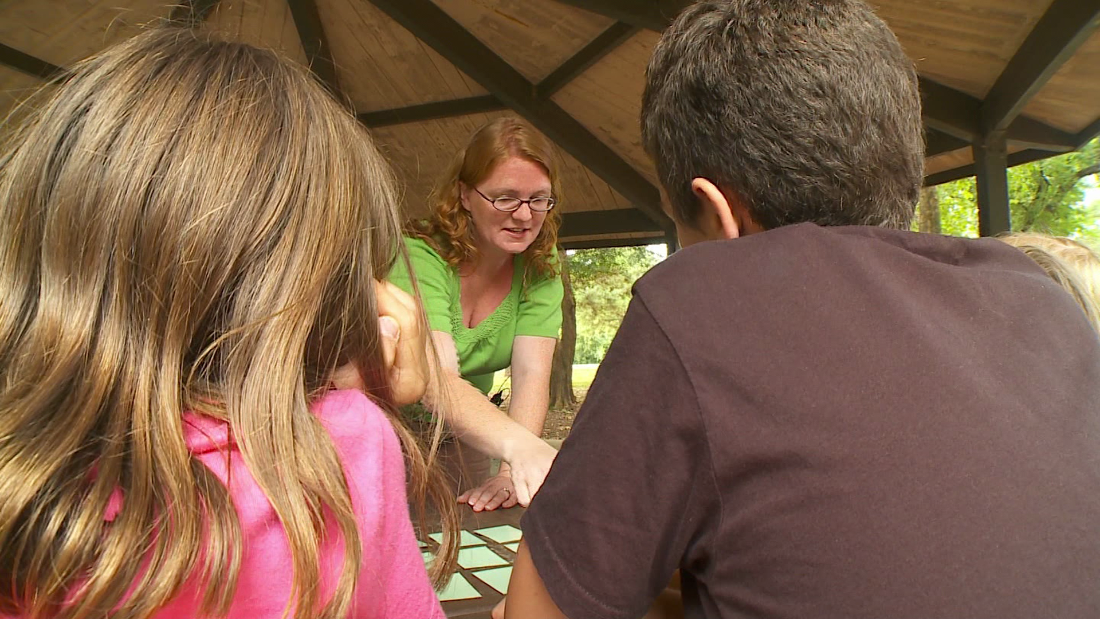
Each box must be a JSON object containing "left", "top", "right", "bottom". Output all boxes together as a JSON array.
[
  {"left": 491, "top": 364, "right": 600, "bottom": 394},
  {"left": 570, "top": 364, "right": 599, "bottom": 391}
]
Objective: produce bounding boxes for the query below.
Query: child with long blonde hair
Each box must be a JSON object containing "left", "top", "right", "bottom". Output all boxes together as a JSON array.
[{"left": 0, "top": 28, "right": 457, "bottom": 619}]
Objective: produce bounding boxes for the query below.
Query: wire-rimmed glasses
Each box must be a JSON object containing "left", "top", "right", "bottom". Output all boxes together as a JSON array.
[{"left": 474, "top": 187, "right": 556, "bottom": 213}]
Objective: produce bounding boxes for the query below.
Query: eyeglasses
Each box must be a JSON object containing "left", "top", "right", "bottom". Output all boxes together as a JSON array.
[{"left": 473, "top": 187, "right": 556, "bottom": 213}]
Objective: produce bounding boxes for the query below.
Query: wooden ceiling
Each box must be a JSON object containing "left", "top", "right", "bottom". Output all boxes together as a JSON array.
[{"left": 1, "top": 0, "right": 1098, "bottom": 248}]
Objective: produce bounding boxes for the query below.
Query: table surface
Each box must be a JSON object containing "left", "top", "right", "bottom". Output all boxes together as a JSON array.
[{"left": 422, "top": 506, "right": 524, "bottom": 619}]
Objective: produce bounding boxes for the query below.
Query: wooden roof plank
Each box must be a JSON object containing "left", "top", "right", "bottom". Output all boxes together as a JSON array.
[
  {"left": 980, "top": 0, "right": 1100, "bottom": 135},
  {"left": 537, "top": 21, "right": 639, "bottom": 98},
  {"left": 287, "top": 0, "right": 342, "bottom": 96},
  {"left": 368, "top": 0, "right": 671, "bottom": 230},
  {"left": 169, "top": 0, "right": 222, "bottom": 28}
]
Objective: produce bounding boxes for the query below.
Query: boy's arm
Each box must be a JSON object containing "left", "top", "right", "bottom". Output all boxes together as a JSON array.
[
  {"left": 500, "top": 546, "right": 684, "bottom": 619},
  {"left": 502, "top": 542, "right": 570, "bottom": 619},
  {"left": 510, "top": 296, "right": 713, "bottom": 619}
]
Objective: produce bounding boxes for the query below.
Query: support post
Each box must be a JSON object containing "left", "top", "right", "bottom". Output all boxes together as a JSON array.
[{"left": 974, "top": 131, "right": 1011, "bottom": 237}]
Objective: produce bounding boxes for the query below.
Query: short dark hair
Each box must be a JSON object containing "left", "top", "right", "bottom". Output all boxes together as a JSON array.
[{"left": 641, "top": 0, "right": 924, "bottom": 230}]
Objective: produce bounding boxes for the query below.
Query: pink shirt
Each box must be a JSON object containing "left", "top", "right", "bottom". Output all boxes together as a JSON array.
[{"left": 143, "top": 389, "right": 443, "bottom": 618}]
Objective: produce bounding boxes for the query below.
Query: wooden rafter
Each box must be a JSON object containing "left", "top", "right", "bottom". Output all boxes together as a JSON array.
[
  {"left": 926, "top": 128, "right": 969, "bottom": 158},
  {"left": 558, "top": 208, "right": 664, "bottom": 238},
  {"left": 560, "top": 0, "right": 1082, "bottom": 157},
  {"left": 368, "top": 0, "right": 671, "bottom": 230},
  {"left": 358, "top": 96, "right": 506, "bottom": 128},
  {"left": 536, "top": 22, "right": 639, "bottom": 98},
  {"left": 168, "top": 0, "right": 222, "bottom": 28},
  {"left": 553, "top": 0, "right": 685, "bottom": 32},
  {"left": 920, "top": 77, "right": 1076, "bottom": 153},
  {"left": 560, "top": 235, "right": 666, "bottom": 250},
  {"left": 0, "top": 43, "right": 64, "bottom": 80},
  {"left": 923, "top": 149, "right": 1053, "bottom": 187},
  {"left": 980, "top": 0, "right": 1100, "bottom": 136},
  {"left": 1077, "top": 116, "right": 1100, "bottom": 149},
  {"left": 287, "top": 0, "right": 342, "bottom": 97}
]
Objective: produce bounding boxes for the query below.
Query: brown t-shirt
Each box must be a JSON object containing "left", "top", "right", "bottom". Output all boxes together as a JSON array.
[{"left": 523, "top": 224, "right": 1100, "bottom": 619}]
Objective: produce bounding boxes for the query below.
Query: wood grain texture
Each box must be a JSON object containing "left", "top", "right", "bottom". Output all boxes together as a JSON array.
[{"left": 433, "top": 0, "right": 614, "bottom": 83}]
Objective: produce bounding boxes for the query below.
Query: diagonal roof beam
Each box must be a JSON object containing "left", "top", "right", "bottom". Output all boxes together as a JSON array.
[
  {"left": 287, "top": 0, "right": 343, "bottom": 97},
  {"left": 368, "top": 0, "right": 671, "bottom": 230},
  {"left": 926, "top": 128, "right": 969, "bottom": 157},
  {"left": 552, "top": 0, "right": 685, "bottom": 32},
  {"left": 358, "top": 95, "right": 506, "bottom": 128},
  {"left": 0, "top": 43, "right": 65, "bottom": 81},
  {"left": 169, "top": 0, "right": 222, "bottom": 28},
  {"left": 980, "top": 0, "right": 1100, "bottom": 136},
  {"left": 559, "top": 0, "right": 1082, "bottom": 156},
  {"left": 920, "top": 77, "right": 1075, "bottom": 152},
  {"left": 536, "top": 22, "right": 639, "bottom": 98},
  {"left": 1076, "top": 116, "right": 1100, "bottom": 149}
]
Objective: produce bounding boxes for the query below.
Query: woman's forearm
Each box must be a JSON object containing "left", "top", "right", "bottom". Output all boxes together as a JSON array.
[{"left": 426, "top": 370, "right": 541, "bottom": 462}]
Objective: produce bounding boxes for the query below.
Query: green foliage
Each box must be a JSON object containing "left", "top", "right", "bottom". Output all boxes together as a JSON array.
[
  {"left": 569, "top": 246, "right": 662, "bottom": 363},
  {"left": 916, "top": 138, "right": 1100, "bottom": 242}
]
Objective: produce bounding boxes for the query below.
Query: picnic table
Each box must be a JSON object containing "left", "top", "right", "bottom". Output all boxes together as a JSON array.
[{"left": 420, "top": 506, "right": 524, "bottom": 619}]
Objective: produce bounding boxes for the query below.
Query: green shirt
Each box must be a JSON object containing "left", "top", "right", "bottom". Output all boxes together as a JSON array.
[{"left": 389, "top": 237, "right": 564, "bottom": 394}]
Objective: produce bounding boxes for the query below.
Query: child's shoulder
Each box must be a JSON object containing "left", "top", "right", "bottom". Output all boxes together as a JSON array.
[{"left": 311, "top": 389, "right": 398, "bottom": 450}]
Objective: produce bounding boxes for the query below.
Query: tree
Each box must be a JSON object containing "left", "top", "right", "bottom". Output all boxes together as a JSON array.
[
  {"left": 916, "top": 138, "right": 1100, "bottom": 242},
  {"left": 549, "top": 252, "right": 576, "bottom": 409},
  {"left": 569, "top": 246, "right": 661, "bottom": 364}
]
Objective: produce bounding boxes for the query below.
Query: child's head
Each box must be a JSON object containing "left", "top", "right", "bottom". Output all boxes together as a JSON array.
[
  {"left": 1000, "top": 233, "right": 1100, "bottom": 333},
  {"left": 0, "top": 28, "right": 453, "bottom": 618}
]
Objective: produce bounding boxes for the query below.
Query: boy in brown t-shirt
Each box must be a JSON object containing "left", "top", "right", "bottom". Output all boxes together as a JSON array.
[{"left": 498, "top": 1, "right": 1100, "bottom": 618}]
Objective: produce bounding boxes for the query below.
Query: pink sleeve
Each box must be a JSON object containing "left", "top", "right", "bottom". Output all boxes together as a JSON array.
[{"left": 317, "top": 390, "right": 445, "bottom": 619}]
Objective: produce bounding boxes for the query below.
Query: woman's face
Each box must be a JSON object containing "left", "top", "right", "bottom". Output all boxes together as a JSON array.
[{"left": 461, "top": 157, "right": 551, "bottom": 259}]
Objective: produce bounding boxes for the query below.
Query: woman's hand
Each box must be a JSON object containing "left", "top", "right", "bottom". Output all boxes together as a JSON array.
[
  {"left": 458, "top": 468, "right": 520, "bottom": 512},
  {"left": 501, "top": 433, "right": 558, "bottom": 507}
]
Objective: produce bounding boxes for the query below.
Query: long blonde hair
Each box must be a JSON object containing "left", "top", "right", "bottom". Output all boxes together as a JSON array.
[
  {"left": 1000, "top": 232, "right": 1100, "bottom": 333},
  {"left": 406, "top": 116, "right": 562, "bottom": 281},
  {"left": 0, "top": 28, "right": 456, "bottom": 619}
]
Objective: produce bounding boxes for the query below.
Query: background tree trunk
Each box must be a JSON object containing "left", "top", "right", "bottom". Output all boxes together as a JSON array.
[
  {"left": 918, "top": 186, "right": 941, "bottom": 234},
  {"left": 549, "top": 251, "right": 577, "bottom": 409}
]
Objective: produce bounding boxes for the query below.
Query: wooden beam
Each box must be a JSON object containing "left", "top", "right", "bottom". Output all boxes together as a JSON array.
[
  {"left": 560, "top": 235, "right": 666, "bottom": 250},
  {"left": 926, "top": 128, "right": 969, "bottom": 157},
  {"left": 536, "top": 22, "right": 638, "bottom": 98},
  {"left": 169, "top": 0, "right": 221, "bottom": 27},
  {"left": 924, "top": 149, "right": 1054, "bottom": 187},
  {"left": 0, "top": 43, "right": 64, "bottom": 81},
  {"left": 358, "top": 96, "right": 505, "bottom": 128},
  {"left": 974, "top": 132, "right": 1011, "bottom": 236},
  {"left": 920, "top": 77, "right": 1075, "bottom": 151},
  {"left": 287, "top": 0, "right": 342, "bottom": 96},
  {"left": 1076, "top": 116, "right": 1100, "bottom": 149},
  {"left": 551, "top": 0, "right": 682, "bottom": 32},
  {"left": 980, "top": 0, "right": 1100, "bottom": 135},
  {"left": 558, "top": 208, "right": 664, "bottom": 238},
  {"left": 369, "top": 0, "right": 672, "bottom": 230}
]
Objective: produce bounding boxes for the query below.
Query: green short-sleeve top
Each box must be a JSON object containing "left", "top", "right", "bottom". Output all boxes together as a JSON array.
[{"left": 389, "top": 236, "right": 564, "bottom": 394}]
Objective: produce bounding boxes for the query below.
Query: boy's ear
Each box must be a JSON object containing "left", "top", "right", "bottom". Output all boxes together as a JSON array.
[{"left": 691, "top": 178, "right": 742, "bottom": 240}]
